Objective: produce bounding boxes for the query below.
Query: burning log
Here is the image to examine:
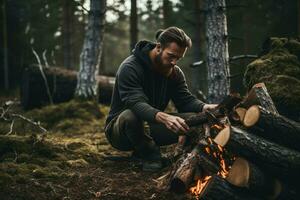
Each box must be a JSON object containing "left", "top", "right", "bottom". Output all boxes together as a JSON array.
[
  {"left": 214, "top": 125, "right": 300, "bottom": 184},
  {"left": 243, "top": 105, "right": 300, "bottom": 151},
  {"left": 170, "top": 149, "right": 202, "bottom": 193},
  {"left": 239, "top": 82, "right": 279, "bottom": 114},
  {"left": 195, "top": 175, "right": 260, "bottom": 200}
]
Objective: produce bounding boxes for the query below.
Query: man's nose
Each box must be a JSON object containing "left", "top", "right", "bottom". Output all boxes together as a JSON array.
[{"left": 170, "top": 59, "right": 177, "bottom": 66}]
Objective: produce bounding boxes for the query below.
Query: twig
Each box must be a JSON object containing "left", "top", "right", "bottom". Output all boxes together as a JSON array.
[
  {"left": 190, "top": 54, "right": 258, "bottom": 68},
  {"left": 6, "top": 119, "right": 14, "bottom": 135},
  {"left": 72, "top": 0, "right": 89, "bottom": 13},
  {"left": 32, "top": 48, "right": 53, "bottom": 105},
  {"left": 10, "top": 113, "right": 47, "bottom": 133},
  {"left": 43, "top": 50, "right": 50, "bottom": 68}
]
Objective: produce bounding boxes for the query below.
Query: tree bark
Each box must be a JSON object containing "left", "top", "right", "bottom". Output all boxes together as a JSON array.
[
  {"left": 130, "top": 0, "right": 138, "bottom": 51},
  {"left": 63, "top": 0, "right": 73, "bottom": 69},
  {"left": 162, "top": 0, "right": 172, "bottom": 28},
  {"left": 205, "top": 0, "right": 230, "bottom": 103},
  {"left": 243, "top": 105, "right": 300, "bottom": 151},
  {"left": 214, "top": 125, "right": 300, "bottom": 184},
  {"left": 75, "top": 0, "right": 106, "bottom": 99},
  {"left": 2, "top": 0, "right": 9, "bottom": 90},
  {"left": 240, "top": 83, "right": 279, "bottom": 115}
]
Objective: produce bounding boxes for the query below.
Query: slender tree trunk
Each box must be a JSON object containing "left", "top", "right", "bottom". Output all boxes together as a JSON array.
[
  {"left": 205, "top": 0, "right": 230, "bottom": 103},
  {"left": 63, "top": 0, "right": 73, "bottom": 69},
  {"left": 163, "top": 0, "right": 172, "bottom": 28},
  {"left": 2, "top": 0, "right": 9, "bottom": 90},
  {"left": 191, "top": 0, "right": 205, "bottom": 95},
  {"left": 298, "top": 0, "right": 300, "bottom": 37},
  {"left": 75, "top": 0, "right": 106, "bottom": 99},
  {"left": 130, "top": 0, "right": 138, "bottom": 51}
]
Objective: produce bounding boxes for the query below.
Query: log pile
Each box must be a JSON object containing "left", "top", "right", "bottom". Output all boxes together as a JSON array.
[
  {"left": 20, "top": 66, "right": 115, "bottom": 109},
  {"left": 161, "top": 83, "right": 300, "bottom": 200}
]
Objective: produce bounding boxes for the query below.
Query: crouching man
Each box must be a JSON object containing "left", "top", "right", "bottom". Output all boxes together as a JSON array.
[{"left": 105, "top": 27, "right": 216, "bottom": 172}]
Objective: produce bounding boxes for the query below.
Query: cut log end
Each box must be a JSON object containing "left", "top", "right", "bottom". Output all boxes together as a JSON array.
[
  {"left": 235, "top": 107, "right": 247, "bottom": 122},
  {"left": 226, "top": 157, "right": 249, "bottom": 187},
  {"left": 213, "top": 126, "right": 230, "bottom": 147},
  {"left": 243, "top": 105, "right": 260, "bottom": 127}
]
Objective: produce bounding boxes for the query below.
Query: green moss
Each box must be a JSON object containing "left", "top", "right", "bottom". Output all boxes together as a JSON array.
[{"left": 244, "top": 37, "right": 300, "bottom": 120}]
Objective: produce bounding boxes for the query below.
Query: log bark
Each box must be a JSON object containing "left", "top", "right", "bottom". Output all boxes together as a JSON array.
[
  {"left": 20, "top": 66, "right": 114, "bottom": 109},
  {"left": 243, "top": 105, "right": 300, "bottom": 151},
  {"left": 214, "top": 125, "right": 300, "bottom": 184},
  {"left": 240, "top": 83, "right": 279, "bottom": 114},
  {"left": 185, "top": 93, "right": 242, "bottom": 127},
  {"left": 198, "top": 175, "right": 260, "bottom": 200},
  {"left": 226, "top": 157, "right": 280, "bottom": 199}
]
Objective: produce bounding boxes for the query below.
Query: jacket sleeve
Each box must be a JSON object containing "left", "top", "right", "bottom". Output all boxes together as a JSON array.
[
  {"left": 171, "top": 68, "right": 205, "bottom": 113},
  {"left": 117, "top": 65, "right": 160, "bottom": 122}
]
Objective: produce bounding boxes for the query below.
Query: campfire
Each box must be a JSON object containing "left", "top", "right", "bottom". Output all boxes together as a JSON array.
[{"left": 160, "top": 83, "right": 300, "bottom": 199}]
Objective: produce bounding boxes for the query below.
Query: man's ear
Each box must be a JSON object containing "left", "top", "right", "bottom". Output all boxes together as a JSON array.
[{"left": 156, "top": 43, "right": 161, "bottom": 53}]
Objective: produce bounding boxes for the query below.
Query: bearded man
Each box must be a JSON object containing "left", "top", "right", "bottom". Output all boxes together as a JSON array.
[{"left": 105, "top": 27, "right": 217, "bottom": 171}]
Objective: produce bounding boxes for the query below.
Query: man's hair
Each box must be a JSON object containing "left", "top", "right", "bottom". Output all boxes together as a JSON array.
[{"left": 155, "top": 27, "right": 192, "bottom": 49}]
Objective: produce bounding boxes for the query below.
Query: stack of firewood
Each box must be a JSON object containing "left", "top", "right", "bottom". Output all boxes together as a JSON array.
[{"left": 161, "top": 83, "right": 300, "bottom": 200}]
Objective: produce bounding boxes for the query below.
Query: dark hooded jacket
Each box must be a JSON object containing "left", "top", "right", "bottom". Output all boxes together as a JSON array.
[{"left": 105, "top": 41, "right": 205, "bottom": 127}]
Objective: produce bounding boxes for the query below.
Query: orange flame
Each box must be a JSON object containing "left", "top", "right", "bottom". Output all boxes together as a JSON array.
[
  {"left": 189, "top": 176, "right": 212, "bottom": 198},
  {"left": 211, "top": 124, "right": 223, "bottom": 130}
]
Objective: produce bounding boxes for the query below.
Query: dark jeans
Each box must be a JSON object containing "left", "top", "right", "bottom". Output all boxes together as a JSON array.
[{"left": 104, "top": 109, "right": 195, "bottom": 157}]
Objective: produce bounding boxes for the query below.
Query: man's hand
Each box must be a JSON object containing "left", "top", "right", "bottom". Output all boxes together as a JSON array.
[
  {"left": 155, "top": 112, "right": 189, "bottom": 134},
  {"left": 202, "top": 104, "right": 218, "bottom": 112}
]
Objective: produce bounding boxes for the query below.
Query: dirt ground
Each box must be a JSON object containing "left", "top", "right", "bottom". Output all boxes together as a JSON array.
[{"left": 0, "top": 99, "right": 196, "bottom": 200}]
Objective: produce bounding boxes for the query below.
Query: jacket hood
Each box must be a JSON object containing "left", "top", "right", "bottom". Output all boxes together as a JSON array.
[{"left": 132, "top": 40, "right": 156, "bottom": 69}]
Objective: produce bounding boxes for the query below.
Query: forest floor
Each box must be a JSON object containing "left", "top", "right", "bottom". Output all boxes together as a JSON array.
[{"left": 0, "top": 97, "right": 196, "bottom": 200}]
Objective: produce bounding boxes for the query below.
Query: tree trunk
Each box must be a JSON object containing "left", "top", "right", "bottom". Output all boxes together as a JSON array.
[
  {"left": 75, "top": 0, "right": 106, "bottom": 99},
  {"left": 63, "top": 0, "right": 73, "bottom": 69},
  {"left": 2, "top": 0, "right": 9, "bottom": 90},
  {"left": 214, "top": 125, "right": 300, "bottom": 184},
  {"left": 21, "top": 66, "right": 114, "bottom": 109},
  {"left": 163, "top": 0, "right": 172, "bottom": 28},
  {"left": 130, "top": 0, "right": 138, "bottom": 51},
  {"left": 191, "top": 0, "right": 205, "bottom": 95},
  {"left": 205, "top": 0, "right": 230, "bottom": 103},
  {"left": 243, "top": 105, "right": 300, "bottom": 151}
]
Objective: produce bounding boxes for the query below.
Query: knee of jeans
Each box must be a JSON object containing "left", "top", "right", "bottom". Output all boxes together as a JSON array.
[{"left": 119, "top": 109, "right": 142, "bottom": 128}]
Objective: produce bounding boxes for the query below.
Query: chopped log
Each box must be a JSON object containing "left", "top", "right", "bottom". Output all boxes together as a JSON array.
[
  {"left": 243, "top": 105, "right": 300, "bottom": 151},
  {"left": 240, "top": 83, "right": 279, "bottom": 114},
  {"left": 234, "top": 107, "right": 247, "bottom": 122},
  {"left": 20, "top": 66, "right": 115, "bottom": 109},
  {"left": 214, "top": 125, "right": 300, "bottom": 184},
  {"left": 226, "top": 157, "right": 280, "bottom": 199},
  {"left": 198, "top": 175, "right": 261, "bottom": 200},
  {"left": 170, "top": 149, "right": 202, "bottom": 193}
]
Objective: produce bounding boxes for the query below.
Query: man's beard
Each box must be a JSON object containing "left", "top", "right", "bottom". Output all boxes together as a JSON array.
[{"left": 154, "top": 52, "right": 174, "bottom": 76}]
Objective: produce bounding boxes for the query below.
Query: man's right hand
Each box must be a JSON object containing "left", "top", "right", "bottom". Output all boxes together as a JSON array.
[{"left": 155, "top": 112, "right": 189, "bottom": 134}]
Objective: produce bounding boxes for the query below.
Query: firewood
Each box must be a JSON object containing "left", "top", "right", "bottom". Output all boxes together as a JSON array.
[
  {"left": 234, "top": 107, "right": 247, "bottom": 122},
  {"left": 170, "top": 149, "right": 202, "bottom": 193},
  {"left": 243, "top": 105, "right": 300, "bottom": 151},
  {"left": 239, "top": 83, "right": 279, "bottom": 115},
  {"left": 185, "top": 93, "right": 242, "bottom": 127},
  {"left": 226, "top": 157, "right": 280, "bottom": 199},
  {"left": 214, "top": 125, "right": 300, "bottom": 184},
  {"left": 198, "top": 175, "right": 261, "bottom": 200}
]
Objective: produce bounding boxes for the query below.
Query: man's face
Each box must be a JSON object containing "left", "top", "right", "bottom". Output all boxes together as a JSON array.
[{"left": 154, "top": 42, "right": 187, "bottom": 76}]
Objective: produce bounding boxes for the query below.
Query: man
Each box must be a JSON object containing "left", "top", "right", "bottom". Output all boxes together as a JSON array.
[{"left": 105, "top": 27, "right": 216, "bottom": 171}]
